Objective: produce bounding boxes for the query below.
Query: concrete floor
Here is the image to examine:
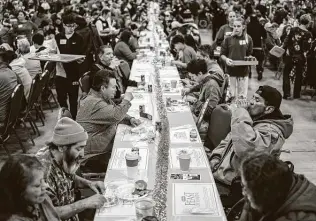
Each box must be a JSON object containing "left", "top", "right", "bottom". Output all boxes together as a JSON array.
[{"left": 1, "top": 29, "right": 316, "bottom": 184}]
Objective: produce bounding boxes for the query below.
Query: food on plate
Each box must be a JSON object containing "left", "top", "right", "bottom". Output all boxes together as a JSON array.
[{"left": 132, "top": 180, "right": 149, "bottom": 197}]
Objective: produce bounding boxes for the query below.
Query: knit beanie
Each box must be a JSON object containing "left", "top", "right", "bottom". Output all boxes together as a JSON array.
[{"left": 52, "top": 117, "right": 88, "bottom": 146}]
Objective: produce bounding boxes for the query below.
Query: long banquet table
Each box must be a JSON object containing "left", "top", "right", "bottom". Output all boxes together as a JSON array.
[{"left": 94, "top": 3, "right": 226, "bottom": 221}]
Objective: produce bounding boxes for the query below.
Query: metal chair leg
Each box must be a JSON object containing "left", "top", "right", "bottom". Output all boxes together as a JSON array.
[
  {"left": 13, "top": 129, "right": 26, "bottom": 153},
  {"left": 50, "top": 89, "right": 58, "bottom": 107},
  {"left": 22, "top": 121, "right": 35, "bottom": 146},
  {"left": 28, "top": 114, "right": 40, "bottom": 136},
  {"left": 35, "top": 106, "right": 45, "bottom": 126}
]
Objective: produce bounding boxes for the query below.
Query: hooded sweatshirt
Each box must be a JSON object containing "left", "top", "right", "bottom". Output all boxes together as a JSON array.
[
  {"left": 240, "top": 174, "right": 316, "bottom": 221},
  {"left": 192, "top": 71, "right": 225, "bottom": 121},
  {"left": 211, "top": 107, "right": 294, "bottom": 185}
]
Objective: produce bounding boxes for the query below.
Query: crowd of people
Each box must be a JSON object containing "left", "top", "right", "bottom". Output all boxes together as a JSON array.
[{"left": 0, "top": 0, "right": 316, "bottom": 220}]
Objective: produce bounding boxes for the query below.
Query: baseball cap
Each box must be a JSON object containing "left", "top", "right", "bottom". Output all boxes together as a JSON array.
[{"left": 256, "top": 85, "right": 282, "bottom": 109}]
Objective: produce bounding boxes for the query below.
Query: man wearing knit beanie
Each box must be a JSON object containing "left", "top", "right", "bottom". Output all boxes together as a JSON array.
[{"left": 36, "top": 117, "right": 106, "bottom": 221}]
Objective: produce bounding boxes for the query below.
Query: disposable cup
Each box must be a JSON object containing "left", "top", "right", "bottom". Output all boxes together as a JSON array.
[
  {"left": 125, "top": 153, "right": 139, "bottom": 179},
  {"left": 179, "top": 153, "right": 191, "bottom": 171},
  {"left": 135, "top": 198, "right": 155, "bottom": 220}
]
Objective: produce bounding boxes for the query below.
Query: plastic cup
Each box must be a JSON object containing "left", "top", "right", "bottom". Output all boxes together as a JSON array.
[
  {"left": 179, "top": 153, "right": 191, "bottom": 171},
  {"left": 135, "top": 198, "right": 155, "bottom": 220},
  {"left": 171, "top": 80, "right": 177, "bottom": 88},
  {"left": 125, "top": 153, "right": 139, "bottom": 179}
]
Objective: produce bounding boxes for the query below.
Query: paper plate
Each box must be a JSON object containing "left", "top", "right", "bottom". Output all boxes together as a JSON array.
[
  {"left": 176, "top": 149, "right": 193, "bottom": 156},
  {"left": 115, "top": 183, "right": 149, "bottom": 201}
]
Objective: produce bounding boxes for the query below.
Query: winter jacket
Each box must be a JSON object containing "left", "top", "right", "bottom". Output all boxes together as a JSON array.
[
  {"left": 192, "top": 71, "right": 224, "bottom": 120},
  {"left": 240, "top": 174, "right": 316, "bottom": 221},
  {"left": 211, "top": 107, "right": 293, "bottom": 185},
  {"left": 77, "top": 89, "right": 132, "bottom": 156}
]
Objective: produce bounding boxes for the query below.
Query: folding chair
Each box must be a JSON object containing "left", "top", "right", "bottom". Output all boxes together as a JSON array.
[
  {"left": 42, "top": 61, "right": 58, "bottom": 111},
  {"left": 20, "top": 74, "right": 42, "bottom": 136},
  {"left": 79, "top": 72, "right": 91, "bottom": 94},
  {"left": 0, "top": 84, "right": 34, "bottom": 155}
]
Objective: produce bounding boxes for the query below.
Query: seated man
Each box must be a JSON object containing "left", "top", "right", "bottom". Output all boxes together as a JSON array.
[
  {"left": 0, "top": 47, "right": 18, "bottom": 130},
  {"left": 240, "top": 153, "right": 316, "bottom": 221},
  {"left": 185, "top": 59, "right": 224, "bottom": 132},
  {"left": 36, "top": 117, "right": 107, "bottom": 221},
  {"left": 88, "top": 45, "right": 137, "bottom": 97},
  {"left": 77, "top": 70, "right": 141, "bottom": 167},
  {"left": 171, "top": 34, "right": 197, "bottom": 69},
  {"left": 182, "top": 44, "right": 224, "bottom": 94},
  {"left": 210, "top": 85, "right": 293, "bottom": 193}
]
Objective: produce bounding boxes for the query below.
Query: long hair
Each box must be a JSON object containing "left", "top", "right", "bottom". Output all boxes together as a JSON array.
[{"left": 0, "top": 155, "right": 44, "bottom": 220}]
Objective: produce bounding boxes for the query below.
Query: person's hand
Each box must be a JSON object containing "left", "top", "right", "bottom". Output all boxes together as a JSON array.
[
  {"left": 181, "top": 79, "right": 190, "bottom": 85},
  {"left": 130, "top": 118, "right": 142, "bottom": 127},
  {"left": 181, "top": 88, "right": 190, "bottom": 96},
  {"left": 124, "top": 92, "right": 134, "bottom": 101},
  {"left": 76, "top": 57, "right": 85, "bottom": 64},
  {"left": 210, "top": 158, "right": 220, "bottom": 171},
  {"left": 236, "top": 98, "right": 250, "bottom": 109},
  {"left": 137, "top": 81, "right": 145, "bottom": 86},
  {"left": 185, "top": 95, "right": 197, "bottom": 104},
  {"left": 225, "top": 58, "right": 234, "bottom": 66},
  {"left": 171, "top": 60, "right": 181, "bottom": 66},
  {"left": 85, "top": 194, "right": 107, "bottom": 209},
  {"left": 89, "top": 181, "right": 106, "bottom": 194}
]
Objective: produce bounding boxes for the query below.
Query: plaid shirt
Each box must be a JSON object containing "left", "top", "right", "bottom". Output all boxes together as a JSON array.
[{"left": 36, "top": 147, "right": 78, "bottom": 221}]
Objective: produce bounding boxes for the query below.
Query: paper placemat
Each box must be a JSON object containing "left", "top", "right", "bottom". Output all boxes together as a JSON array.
[
  {"left": 109, "top": 148, "right": 148, "bottom": 170},
  {"left": 169, "top": 148, "right": 207, "bottom": 168},
  {"left": 170, "top": 127, "right": 201, "bottom": 143},
  {"left": 172, "top": 183, "right": 220, "bottom": 216}
]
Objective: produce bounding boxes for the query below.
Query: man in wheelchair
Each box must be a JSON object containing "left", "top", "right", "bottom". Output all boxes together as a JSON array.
[
  {"left": 209, "top": 86, "right": 294, "bottom": 203},
  {"left": 238, "top": 153, "right": 316, "bottom": 221}
]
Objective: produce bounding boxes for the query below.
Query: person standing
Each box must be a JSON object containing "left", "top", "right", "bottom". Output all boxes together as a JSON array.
[
  {"left": 282, "top": 14, "right": 313, "bottom": 99},
  {"left": 220, "top": 17, "right": 253, "bottom": 98},
  {"left": 55, "top": 12, "right": 85, "bottom": 119},
  {"left": 247, "top": 14, "right": 267, "bottom": 80}
]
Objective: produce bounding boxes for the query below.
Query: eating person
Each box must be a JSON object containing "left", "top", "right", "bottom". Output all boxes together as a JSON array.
[
  {"left": 0, "top": 155, "right": 60, "bottom": 221},
  {"left": 77, "top": 70, "right": 141, "bottom": 171},
  {"left": 171, "top": 34, "right": 197, "bottom": 69},
  {"left": 36, "top": 117, "right": 107, "bottom": 221},
  {"left": 210, "top": 85, "right": 293, "bottom": 194}
]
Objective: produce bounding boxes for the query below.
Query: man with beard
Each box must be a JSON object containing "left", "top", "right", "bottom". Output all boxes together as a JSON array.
[
  {"left": 36, "top": 117, "right": 106, "bottom": 221},
  {"left": 210, "top": 85, "right": 294, "bottom": 194}
]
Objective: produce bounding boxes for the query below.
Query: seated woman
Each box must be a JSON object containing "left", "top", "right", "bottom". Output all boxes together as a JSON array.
[
  {"left": 240, "top": 153, "right": 316, "bottom": 221},
  {"left": 4, "top": 40, "right": 32, "bottom": 99},
  {"left": 114, "top": 29, "right": 137, "bottom": 67},
  {"left": 16, "top": 36, "right": 43, "bottom": 78},
  {"left": 0, "top": 155, "right": 60, "bottom": 221}
]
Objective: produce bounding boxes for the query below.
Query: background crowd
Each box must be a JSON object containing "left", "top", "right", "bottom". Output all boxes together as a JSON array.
[{"left": 0, "top": 0, "right": 316, "bottom": 220}]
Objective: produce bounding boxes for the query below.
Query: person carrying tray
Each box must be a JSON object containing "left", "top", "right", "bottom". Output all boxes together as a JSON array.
[{"left": 220, "top": 17, "right": 253, "bottom": 99}]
